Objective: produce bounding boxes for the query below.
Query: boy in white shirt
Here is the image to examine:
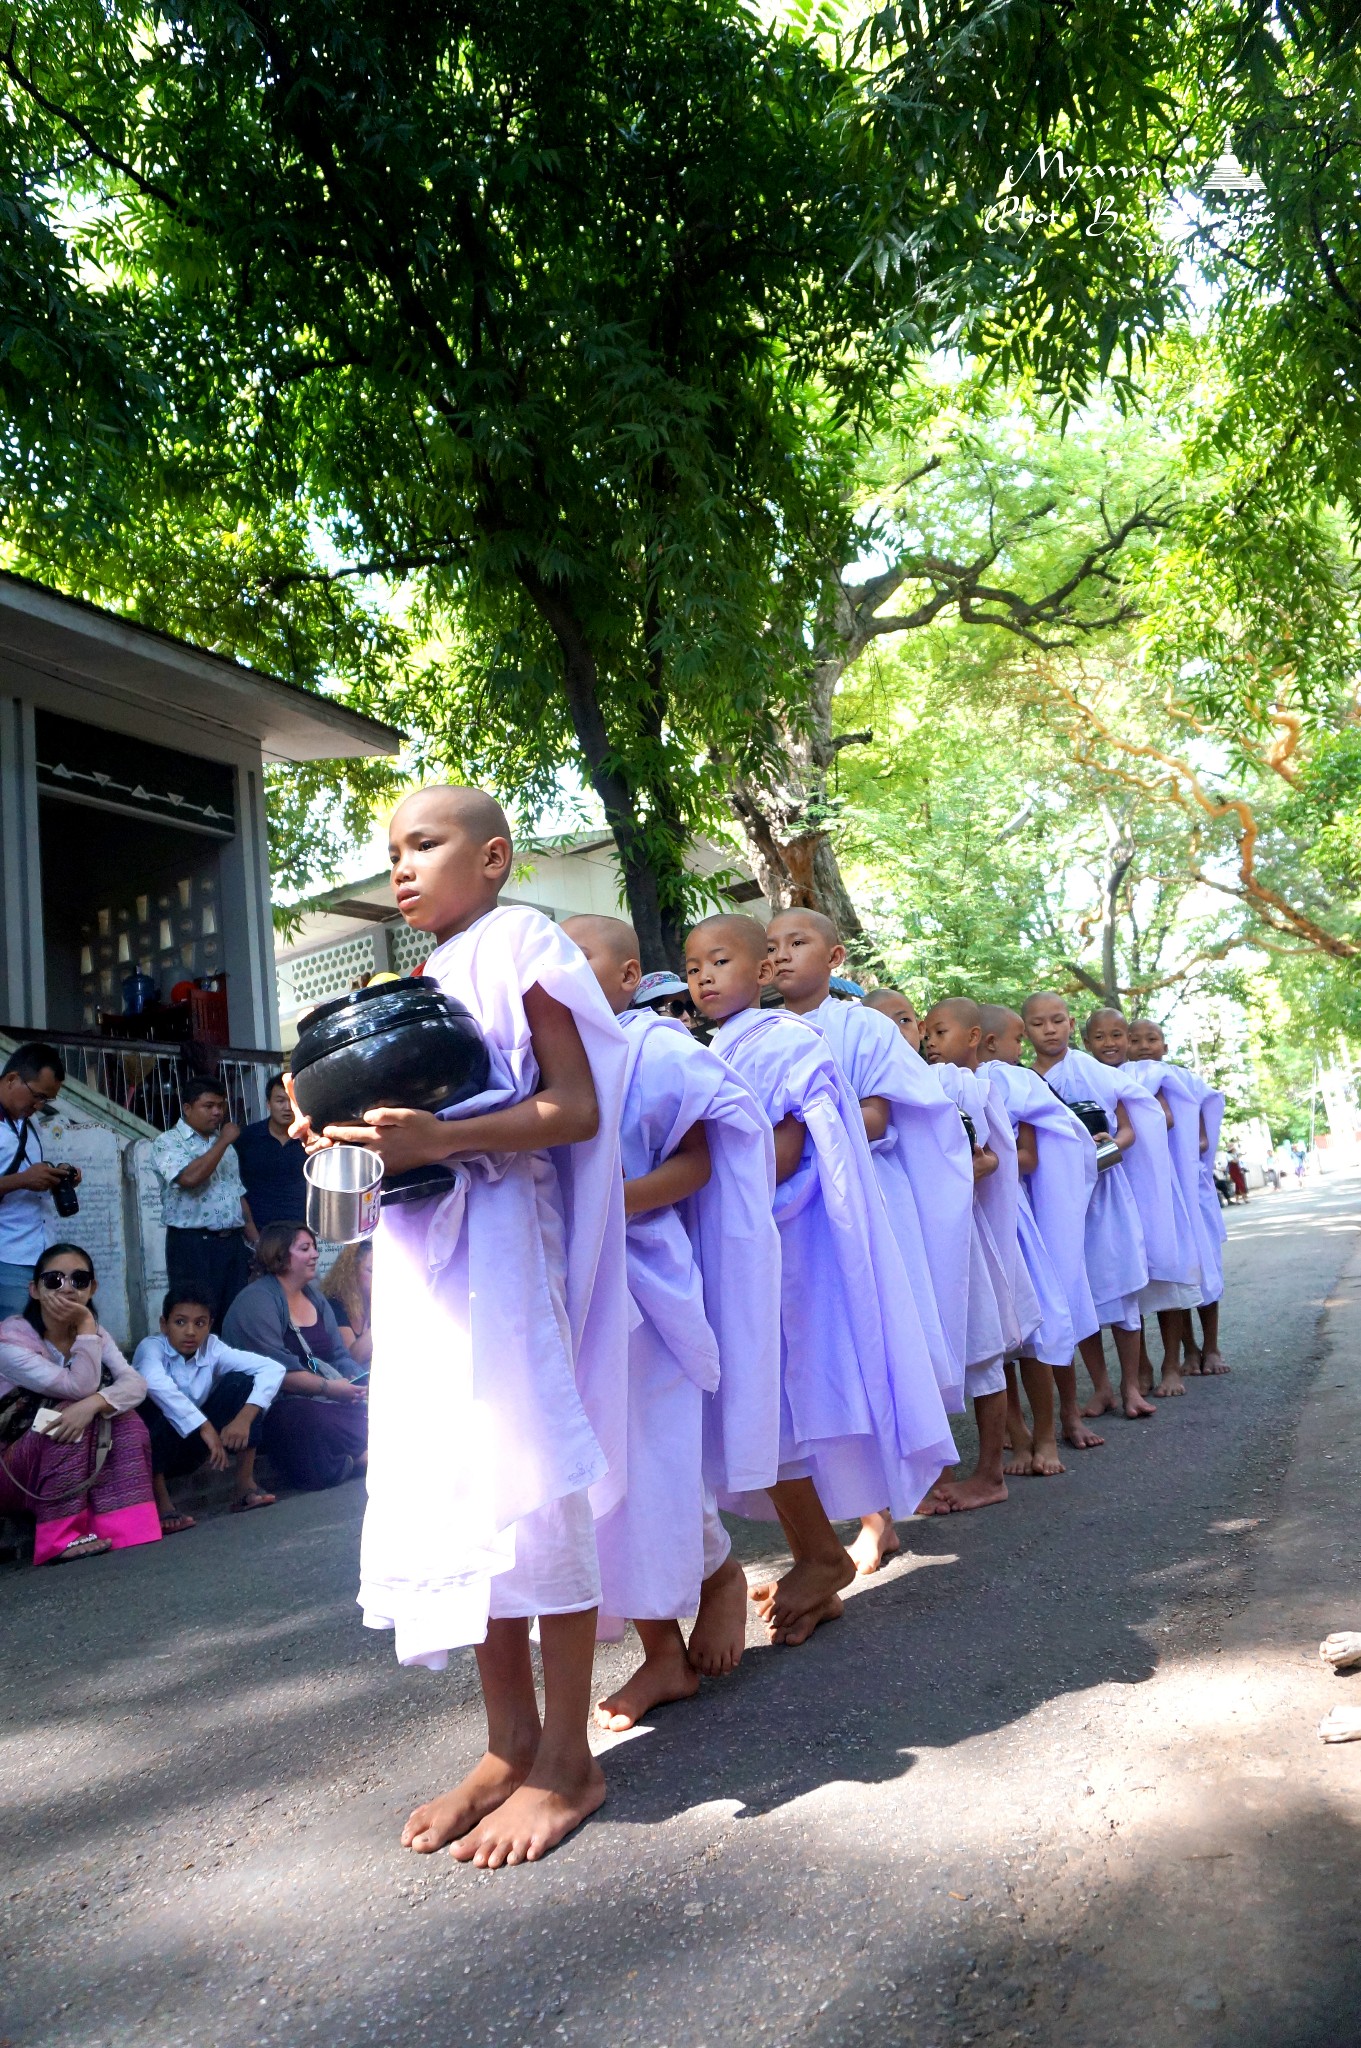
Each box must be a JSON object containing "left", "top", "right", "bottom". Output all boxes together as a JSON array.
[{"left": 134, "top": 1290, "right": 285, "bottom": 1530}]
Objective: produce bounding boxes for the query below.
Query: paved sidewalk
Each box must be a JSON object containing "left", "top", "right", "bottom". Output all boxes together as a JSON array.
[{"left": 2, "top": 1170, "right": 1359, "bottom": 2048}]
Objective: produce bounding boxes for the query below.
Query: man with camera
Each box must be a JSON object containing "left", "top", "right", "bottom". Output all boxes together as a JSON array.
[{"left": 0, "top": 1043, "right": 82, "bottom": 1318}]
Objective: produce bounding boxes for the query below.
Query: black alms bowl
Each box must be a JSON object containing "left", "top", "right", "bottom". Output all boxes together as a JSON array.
[{"left": 291, "top": 977, "right": 490, "bottom": 1133}]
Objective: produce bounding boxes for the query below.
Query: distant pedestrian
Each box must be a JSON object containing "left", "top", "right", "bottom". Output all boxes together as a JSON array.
[
  {"left": 235, "top": 1072, "right": 307, "bottom": 1235},
  {"left": 1227, "top": 1147, "right": 1248, "bottom": 1203},
  {"left": 0, "top": 1044, "right": 82, "bottom": 1319},
  {"left": 149, "top": 1076, "right": 249, "bottom": 1328}
]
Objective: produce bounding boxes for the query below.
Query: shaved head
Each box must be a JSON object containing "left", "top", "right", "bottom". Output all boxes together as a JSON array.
[
  {"left": 391, "top": 784, "right": 513, "bottom": 849},
  {"left": 686, "top": 913, "right": 769, "bottom": 962},
  {"left": 864, "top": 988, "right": 910, "bottom": 1014},
  {"left": 927, "top": 996, "right": 982, "bottom": 1030},
  {"left": 980, "top": 1003, "right": 1022, "bottom": 1037},
  {"left": 1021, "top": 989, "right": 1070, "bottom": 1021},
  {"left": 767, "top": 907, "right": 841, "bottom": 946},
  {"left": 1082, "top": 1005, "right": 1126, "bottom": 1039},
  {"left": 561, "top": 913, "right": 639, "bottom": 965}
]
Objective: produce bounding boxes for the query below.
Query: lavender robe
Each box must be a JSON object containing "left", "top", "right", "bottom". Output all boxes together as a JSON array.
[
  {"left": 712, "top": 1008, "right": 956, "bottom": 1520},
  {"left": 1188, "top": 1072, "right": 1227, "bottom": 1304},
  {"left": 928, "top": 1062, "right": 1026, "bottom": 1369},
  {"left": 595, "top": 1010, "right": 780, "bottom": 1627},
  {"left": 1132, "top": 1058, "right": 1225, "bottom": 1307},
  {"left": 986, "top": 1060, "right": 1097, "bottom": 1358},
  {"left": 1040, "top": 1047, "right": 1148, "bottom": 1326},
  {"left": 359, "top": 904, "right": 630, "bottom": 1667},
  {"left": 1106, "top": 1062, "right": 1199, "bottom": 1309},
  {"left": 809, "top": 997, "right": 972, "bottom": 1411}
]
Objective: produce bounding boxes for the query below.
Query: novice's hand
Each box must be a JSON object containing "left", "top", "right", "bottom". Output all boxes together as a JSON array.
[
  {"left": 200, "top": 1422, "right": 229, "bottom": 1470},
  {"left": 321, "top": 1106, "right": 453, "bottom": 1174}
]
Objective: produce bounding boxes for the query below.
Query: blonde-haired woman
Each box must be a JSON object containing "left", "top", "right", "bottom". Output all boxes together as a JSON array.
[{"left": 323, "top": 1239, "right": 373, "bottom": 1367}]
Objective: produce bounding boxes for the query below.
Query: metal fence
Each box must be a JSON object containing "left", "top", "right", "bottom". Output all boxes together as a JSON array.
[{"left": 1, "top": 1028, "right": 282, "bottom": 1132}]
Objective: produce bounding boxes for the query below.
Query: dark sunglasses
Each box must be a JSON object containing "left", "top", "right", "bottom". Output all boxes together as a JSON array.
[
  {"left": 656, "top": 997, "right": 693, "bottom": 1018},
  {"left": 38, "top": 1268, "right": 94, "bottom": 1291}
]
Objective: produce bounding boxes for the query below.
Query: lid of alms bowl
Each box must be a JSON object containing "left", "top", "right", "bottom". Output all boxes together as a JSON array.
[{"left": 291, "top": 976, "right": 486, "bottom": 1074}]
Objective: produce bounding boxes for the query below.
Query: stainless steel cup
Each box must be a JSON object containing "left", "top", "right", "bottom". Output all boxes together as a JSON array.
[{"left": 304, "top": 1145, "right": 383, "bottom": 1243}]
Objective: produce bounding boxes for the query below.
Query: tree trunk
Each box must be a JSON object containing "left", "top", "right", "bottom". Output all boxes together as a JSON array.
[
  {"left": 1098, "top": 802, "right": 1136, "bottom": 1005},
  {"left": 519, "top": 564, "right": 685, "bottom": 969}
]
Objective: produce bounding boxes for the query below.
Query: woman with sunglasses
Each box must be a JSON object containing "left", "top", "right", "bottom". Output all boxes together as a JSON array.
[{"left": 0, "top": 1243, "right": 161, "bottom": 1563}]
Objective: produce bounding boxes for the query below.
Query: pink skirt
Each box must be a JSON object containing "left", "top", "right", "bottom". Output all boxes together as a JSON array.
[{"left": 0, "top": 1408, "right": 162, "bottom": 1564}]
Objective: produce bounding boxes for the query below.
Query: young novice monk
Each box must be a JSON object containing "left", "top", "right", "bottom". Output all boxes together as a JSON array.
[
  {"left": 301, "top": 787, "right": 630, "bottom": 1870},
  {"left": 864, "top": 988, "right": 922, "bottom": 1051},
  {"left": 1022, "top": 992, "right": 1153, "bottom": 1421},
  {"left": 135, "top": 1289, "right": 284, "bottom": 1528},
  {"left": 561, "top": 915, "right": 779, "bottom": 1731},
  {"left": 686, "top": 915, "right": 956, "bottom": 1639},
  {"left": 767, "top": 913, "right": 972, "bottom": 1572},
  {"left": 1127, "top": 1018, "right": 1230, "bottom": 1376},
  {"left": 1083, "top": 1007, "right": 1201, "bottom": 1399},
  {"left": 919, "top": 998, "right": 1039, "bottom": 1510},
  {"left": 979, "top": 1006, "right": 1101, "bottom": 1461}
]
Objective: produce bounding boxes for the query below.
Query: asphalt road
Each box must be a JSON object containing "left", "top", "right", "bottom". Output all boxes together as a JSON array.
[{"left": 3, "top": 1169, "right": 1360, "bottom": 2048}]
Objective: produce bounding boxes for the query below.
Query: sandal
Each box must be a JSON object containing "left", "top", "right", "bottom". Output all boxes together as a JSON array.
[
  {"left": 229, "top": 1490, "right": 277, "bottom": 1514},
  {"left": 48, "top": 1535, "right": 113, "bottom": 1564},
  {"left": 159, "top": 1513, "right": 196, "bottom": 1536}
]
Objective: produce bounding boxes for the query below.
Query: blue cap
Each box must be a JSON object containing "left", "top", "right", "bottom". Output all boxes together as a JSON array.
[
  {"left": 829, "top": 973, "right": 865, "bottom": 999},
  {"left": 632, "top": 971, "right": 690, "bottom": 1008}
]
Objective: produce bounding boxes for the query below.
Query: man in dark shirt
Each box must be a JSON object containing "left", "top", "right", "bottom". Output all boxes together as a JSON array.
[{"left": 235, "top": 1072, "right": 308, "bottom": 1238}]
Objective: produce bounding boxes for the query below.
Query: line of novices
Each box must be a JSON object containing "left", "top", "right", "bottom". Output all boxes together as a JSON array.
[{"left": 288, "top": 785, "right": 1230, "bottom": 1872}]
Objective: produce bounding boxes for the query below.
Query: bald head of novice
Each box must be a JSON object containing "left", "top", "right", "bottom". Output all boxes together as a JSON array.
[
  {"left": 1126, "top": 1016, "right": 1167, "bottom": 1059},
  {"left": 979, "top": 1003, "right": 1025, "bottom": 1066},
  {"left": 864, "top": 987, "right": 921, "bottom": 1050},
  {"left": 1083, "top": 1004, "right": 1129, "bottom": 1066},
  {"left": 1021, "top": 989, "right": 1074, "bottom": 1064},
  {"left": 766, "top": 906, "right": 845, "bottom": 1012},
  {"left": 387, "top": 784, "right": 515, "bottom": 942},
  {"left": 920, "top": 995, "right": 983, "bottom": 1070},
  {"left": 685, "top": 914, "right": 773, "bottom": 1023},
  {"left": 561, "top": 914, "right": 642, "bottom": 1015}
]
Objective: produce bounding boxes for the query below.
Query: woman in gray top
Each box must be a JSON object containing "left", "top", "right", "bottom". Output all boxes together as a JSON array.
[{"left": 221, "top": 1222, "right": 367, "bottom": 1491}]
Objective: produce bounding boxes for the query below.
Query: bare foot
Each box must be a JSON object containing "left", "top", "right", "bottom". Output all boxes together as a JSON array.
[
  {"left": 1082, "top": 1388, "right": 1120, "bottom": 1418},
  {"left": 770, "top": 1591, "right": 844, "bottom": 1646},
  {"left": 1320, "top": 1632, "right": 1361, "bottom": 1671},
  {"left": 1123, "top": 1389, "right": 1157, "bottom": 1419},
  {"left": 687, "top": 1555, "right": 750, "bottom": 1676},
  {"left": 1200, "top": 1349, "right": 1230, "bottom": 1375},
  {"left": 914, "top": 1485, "right": 954, "bottom": 1515},
  {"left": 848, "top": 1511, "right": 901, "bottom": 1575},
  {"left": 1137, "top": 1363, "right": 1155, "bottom": 1397},
  {"left": 934, "top": 1474, "right": 1008, "bottom": 1511},
  {"left": 1153, "top": 1367, "right": 1186, "bottom": 1398},
  {"left": 402, "top": 1751, "right": 532, "bottom": 1852},
  {"left": 1004, "top": 1448, "right": 1036, "bottom": 1477},
  {"left": 1029, "top": 1436, "right": 1066, "bottom": 1476},
  {"left": 1183, "top": 1347, "right": 1204, "bottom": 1375},
  {"left": 764, "top": 1553, "right": 855, "bottom": 1638},
  {"left": 450, "top": 1761, "right": 606, "bottom": 1867},
  {"left": 595, "top": 1640, "right": 698, "bottom": 1732},
  {"left": 1061, "top": 1412, "right": 1106, "bottom": 1450}
]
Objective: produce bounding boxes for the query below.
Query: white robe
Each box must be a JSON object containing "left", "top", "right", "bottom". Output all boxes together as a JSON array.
[
  {"left": 1109, "top": 1061, "right": 1200, "bottom": 1312},
  {"left": 595, "top": 1010, "right": 780, "bottom": 1629},
  {"left": 928, "top": 1062, "right": 1030, "bottom": 1375},
  {"left": 1131, "top": 1058, "right": 1224, "bottom": 1308},
  {"left": 358, "top": 904, "right": 630, "bottom": 1668},
  {"left": 1040, "top": 1047, "right": 1148, "bottom": 1328},
  {"left": 985, "top": 1060, "right": 1097, "bottom": 1359},
  {"left": 711, "top": 1008, "right": 956, "bottom": 1521},
  {"left": 809, "top": 997, "right": 972, "bottom": 1412}
]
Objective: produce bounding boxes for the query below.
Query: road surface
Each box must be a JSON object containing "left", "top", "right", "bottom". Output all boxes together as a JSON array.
[{"left": 3, "top": 1169, "right": 1361, "bottom": 2048}]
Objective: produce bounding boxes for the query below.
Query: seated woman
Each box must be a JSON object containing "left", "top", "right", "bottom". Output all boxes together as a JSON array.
[
  {"left": 221, "top": 1222, "right": 368, "bottom": 1491},
  {"left": 323, "top": 1239, "right": 373, "bottom": 1368},
  {"left": 0, "top": 1242, "right": 161, "bottom": 1564}
]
